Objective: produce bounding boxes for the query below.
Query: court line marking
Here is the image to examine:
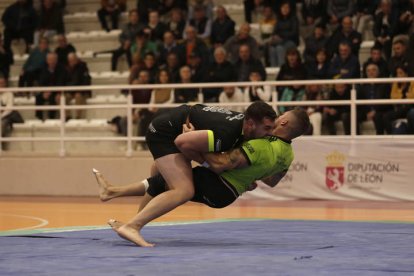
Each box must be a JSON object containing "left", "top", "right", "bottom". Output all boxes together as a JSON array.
[
  {"left": 1, "top": 217, "right": 413, "bottom": 237},
  {"left": 0, "top": 213, "right": 49, "bottom": 231}
]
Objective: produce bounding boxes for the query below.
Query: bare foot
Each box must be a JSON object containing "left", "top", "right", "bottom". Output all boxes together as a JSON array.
[
  {"left": 112, "top": 223, "right": 154, "bottom": 247},
  {"left": 108, "top": 219, "right": 123, "bottom": 230},
  {"left": 92, "top": 168, "right": 113, "bottom": 201}
]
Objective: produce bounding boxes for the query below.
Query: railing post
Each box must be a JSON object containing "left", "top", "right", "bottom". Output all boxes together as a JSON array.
[
  {"left": 59, "top": 92, "right": 66, "bottom": 157},
  {"left": 351, "top": 84, "right": 357, "bottom": 137},
  {"left": 126, "top": 90, "right": 133, "bottom": 157},
  {"left": 272, "top": 86, "right": 278, "bottom": 115},
  {"left": 198, "top": 87, "right": 203, "bottom": 103}
]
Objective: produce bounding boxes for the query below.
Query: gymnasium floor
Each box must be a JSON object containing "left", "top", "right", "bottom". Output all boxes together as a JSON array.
[{"left": 1, "top": 197, "right": 414, "bottom": 275}]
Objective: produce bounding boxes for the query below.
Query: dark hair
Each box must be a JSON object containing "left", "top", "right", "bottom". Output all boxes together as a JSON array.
[
  {"left": 245, "top": 101, "right": 277, "bottom": 122},
  {"left": 290, "top": 107, "right": 311, "bottom": 138},
  {"left": 157, "top": 69, "right": 170, "bottom": 83}
]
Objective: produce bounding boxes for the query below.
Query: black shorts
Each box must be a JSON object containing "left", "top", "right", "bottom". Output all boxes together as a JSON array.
[
  {"left": 147, "top": 166, "right": 239, "bottom": 209},
  {"left": 145, "top": 105, "right": 190, "bottom": 159}
]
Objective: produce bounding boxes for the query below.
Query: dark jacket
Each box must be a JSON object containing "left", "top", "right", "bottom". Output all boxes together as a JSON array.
[
  {"left": 273, "top": 15, "right": 299, "bottom": 45},
  {"left": 167, "top": 19, "right": 186, "bottom": 40},
  {"left": 327, "top": 27, "right": 362, "bottom": 57},
  {"left": 304, "top": 34, "right": 328, "bottom": 63},
  {"left": 357, "top": 83, "right": 391, "bottom": 115},
  {"left": 38, "top": 2, "right": 65, "bottom": 33},
  {"left": 327, "top": 0, "right": 355, "bottom": 19},
  {"left": 306, "top": 61, "right": 330, "bottom": 79},
  {"left": 38, "top": 64, "right": 67, "bottom": 87},
  {"left": 276, "top": 62, "right": 308, "bottom": 93},
  {"left": 362, "top": 58, "right": 390, "bottom": 78},
  {"left": 328, "top": 54, "right": 361, "bottom": 79},
  {"left": 302, "top": 0, "right": 327, "bottom": 20},
  {"left": 119, "top": 22, "right": 145, "bottom": 44},
  {"left": 211, "top": 16, "right": 235, "bottom": 45},
  {"left": 66, "top": 61, "right": 91, "bottom": 86},
  {"left": 1, "top": 2, "right": 38, "bottom": 32},
  {"left": 234, "top": 57, "right": 266, "bottom": 82},
  {"left": 55, "top": 44, "right": 76, "bottom": 65}
]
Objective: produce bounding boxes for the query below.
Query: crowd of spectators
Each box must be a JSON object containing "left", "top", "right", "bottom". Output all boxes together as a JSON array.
[{"left": 1, "top": 0, "right": 414, "bottom": 137}]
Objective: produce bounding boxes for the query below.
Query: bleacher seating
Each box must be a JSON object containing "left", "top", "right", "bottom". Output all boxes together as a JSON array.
[{"left": 1, "top": 0, "right": 396, "bottom": 154}]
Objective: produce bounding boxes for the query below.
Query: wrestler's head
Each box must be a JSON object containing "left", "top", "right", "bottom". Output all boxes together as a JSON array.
[
  {"left": 273, "top": 108, "right": 310, "bottom": 140},
  {"left": 243, "top": 101, "right": 277, "bottom": 140}
]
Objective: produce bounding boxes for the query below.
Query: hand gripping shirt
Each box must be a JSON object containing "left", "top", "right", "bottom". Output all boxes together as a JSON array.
[{"left": 220, "top": 136, "right": 294, "bottom": 195}]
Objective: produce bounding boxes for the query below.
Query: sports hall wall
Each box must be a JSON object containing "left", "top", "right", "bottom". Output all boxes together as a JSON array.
[{"left": 1, "top": 138, "right": 413, "bottom": 201}]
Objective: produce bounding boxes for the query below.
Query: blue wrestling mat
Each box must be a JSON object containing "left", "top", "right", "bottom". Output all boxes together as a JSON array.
[{"left": 1, "top": 219, "right": 414, "bottom": 276}]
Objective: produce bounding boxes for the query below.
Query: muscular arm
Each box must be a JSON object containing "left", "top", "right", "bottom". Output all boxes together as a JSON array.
[
  {"left": 261, "top": 170, "right": 288, "bottom": 188},
  {"left": 202, "top": 148, "right": 250, "bottom": 174}
]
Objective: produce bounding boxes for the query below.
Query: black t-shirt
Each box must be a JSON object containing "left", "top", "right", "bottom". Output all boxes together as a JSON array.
[{"left": 189, "top": 104, "right": 244, "bottom": 152}]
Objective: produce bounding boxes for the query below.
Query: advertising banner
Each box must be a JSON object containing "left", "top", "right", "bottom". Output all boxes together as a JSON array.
[{"left": 244, "top": 138, "right": 414, "bottom": 201}]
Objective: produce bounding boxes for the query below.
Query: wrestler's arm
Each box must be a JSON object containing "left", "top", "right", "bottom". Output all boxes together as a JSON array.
[
  {"left": 261, "top": 170, "right": 288, "bottom": 188},
  {"left": 201, "top": 148, "right": 250, "bottom": 174}
]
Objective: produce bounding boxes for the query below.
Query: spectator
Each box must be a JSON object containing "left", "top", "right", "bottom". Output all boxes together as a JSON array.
[
  {"left": 34, "top": 0, "right": 65, "bottom": 46},
  {"left": 130, "top": 31, "right": 158, "bottom": 63},
  {"left": 1, "top": 0, "right": 38, "bottom": 53},
  {"left": 97, "top": 0, "right": 126, "bottom": 32},
  {"left": 357, "top": 63, "right": 391, "bottom": 135},
  {"left": 244, "top": 71, "right": 272, "bottom": 103},
  {"left": 389, "top": 40, "right": 409, "bottom": 76},
  {"left": 353, "top": 0, "right": 378, "bottom": 38},
  {"left": 328, "top": 41, "right": 360, "bottom": 79},
  {"left": 267, "top": 1, "right": 299, "bottom": 67},
  {"left": 130, "top": 69, "right": 152, "bottom": 148},
  {"left": 219, "top": 86, "right": 245, "bottom": 112},
  {"left": 159, "top": 52, "right": 181, "bottom": 83},
  {"left": 166, "top": 8, "right": 186, "bottom": 40},
  {"left": 158, "top": 31, "right": 183, "bottom": 66},
  {"left": 224, "top": 23, "right": 260, "bottom": 64},
  {"left": 362, "top": 46, "right": 390, "bottom": 78},
  {"left": 408, "top": 33, "right": 414, "bottom": 75},
  {"left": 144, "top": 10, "right": 167, "bottom": 42},
  {"left": 136, "top": 0, "right": 161, "bottom": 24},
  {"left": 180, "top": 26, "right": 209, "bottom": 65},
  {"left": 188, "top": 51, "right": 207, "bottom": 86},
  {"left": 174, "top": 65, "right": 198, "bottom": 103},
  {"left": 276, "top": 48, "right": 308, "bottom": 95},
  {"left": 243, "top": 0, "right": 266, "bottom": 23},
  {"left": 383, "top": 65, "right": 414, "bottom": 134},
  {"left": 19, "top": 37, "right": 50, "bottom": 88},
  {"left": 327, "top": 0, "right": 356, "bottom": 27},
  {"left": 188, "top": 0, "right": 214, "bottom": 21},
  {"left": 55, "top": 34, "right": 76, "bottom": 66},
  {"left": 373, "top": 0, "right": 398, "bottom": 59},
  {"left": 306, "top": 48, "right": 330, "bottom": 79},
  {"left": 1, "top": 77, "right": 24, "bottom": 150},
  {"left": 268, "top": 0, "right": 297, "bottom": 18},
  {"left": 0, "top": 34, "right": 14, "bottom": 79},
  {"left": 327, "top": 16, "right": 362, "bottom": 58},
  {"left": 304, "top": 84, "right": 324, "bottom": 135},
  {"left": 301, "top": 0, "right": 327, "bottom": 34},
  {"left": 258, "top": 6, "right": 276, "bottom": 41},
  {"left": 148, "top": 69, "right": 175, "bottom": 113},
  {"left": 323, "top": 83, "right": 351, "bottom": 135},
  {"left": 111, "top": 10, "right": 145, "bottom": 71},
  {"left": 129, "top": 52, "right": 158, "bottom": 84},
  {"left": 204, "top": 47, "right": 236, "bottom": 102},
  {"left": 395, "top": 0, "right": 414, "bottom": 36},
  {"left": 303, "top": 24, "right": 328, "bottom": 63},
  {"left": 211, "top": 6, "right": 235, "bottom": 46},
  {"left": 66, "top": 53, "right": 92, "bottom": 119},
  {"left": 234, "top": 44, "right": 266, "bottom": 82},
  {"left": 187, "top": 5, "right": 212, "bottom": 40},
  {"left": 36, "top": 52, "right": 67, "bottom": 120}
]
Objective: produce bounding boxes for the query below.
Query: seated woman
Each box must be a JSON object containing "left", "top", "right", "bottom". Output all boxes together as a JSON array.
[{"left": 383, "top": 65, "right": 414, "bottom": 134}]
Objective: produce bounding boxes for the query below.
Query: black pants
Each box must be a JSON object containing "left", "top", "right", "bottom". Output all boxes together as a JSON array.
[
  {"left": 384, "top": 107, "right": 409, "bottom": 134},
  {"left": 147, "top": 166, "right": 239, "bottom": 209},
  {"left": 3, "top": 28, "right": 34, "bottom": 52},
  {"left": 35, "top": 92, "right": 57, "bottom": 120},
  {"left": 111, "top": 47, "right": 132, "bottom": 71},
  {"left": 324, "top": 111, "right": 351, "bottom": 135},
  {"left": 97, "top": 8, "right": 120, "bottom": 31}
]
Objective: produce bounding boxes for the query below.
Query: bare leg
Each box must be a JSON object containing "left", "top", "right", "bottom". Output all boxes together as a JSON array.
[
  {"left": 138, "top": 193, "right": 153, "bottom": 212},
  {"left": 115, "top": 153, "right": 194, "bottom": 247},
  {"left": 92, "top": 168, "right": 147, "bottom": 201}
]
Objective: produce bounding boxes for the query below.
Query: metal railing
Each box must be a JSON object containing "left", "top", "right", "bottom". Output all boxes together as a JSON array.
[{"left": 1, "top": 77, "right": 414, "bottom": 156}]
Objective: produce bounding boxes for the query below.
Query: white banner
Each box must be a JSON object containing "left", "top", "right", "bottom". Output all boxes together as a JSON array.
[{"left": 243, "top": 138, "right": 414, "bottom": 201}]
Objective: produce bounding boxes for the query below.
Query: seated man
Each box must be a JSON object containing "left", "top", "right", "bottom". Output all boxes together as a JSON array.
[{"left": 93, "top": 108, "right": 310, "bottom": 246}]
